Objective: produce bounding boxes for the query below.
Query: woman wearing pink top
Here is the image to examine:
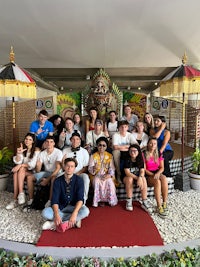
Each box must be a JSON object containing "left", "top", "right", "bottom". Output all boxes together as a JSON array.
[{"left": 143, "top": 137, "right": 169, "bottom": 219}]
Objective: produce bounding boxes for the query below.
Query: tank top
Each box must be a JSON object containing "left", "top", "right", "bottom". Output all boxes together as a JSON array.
[{"left": 156, "top": 129, "right": 173, "bottom": 152}]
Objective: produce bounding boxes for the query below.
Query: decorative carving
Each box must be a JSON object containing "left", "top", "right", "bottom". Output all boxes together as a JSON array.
[{"left": 83, "top": 69, "right": 122, "bottom": 119}]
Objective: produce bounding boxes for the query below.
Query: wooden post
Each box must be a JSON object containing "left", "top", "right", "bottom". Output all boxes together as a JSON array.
[
  {"left": 12, "top": 97, "right": 17, "bottom": 153},
  {"left": 181, "top": 93, "right": 185, "bottom": 173}
]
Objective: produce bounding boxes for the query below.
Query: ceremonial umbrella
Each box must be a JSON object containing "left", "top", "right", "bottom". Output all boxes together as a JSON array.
[
  {"left": 0, "top": 47, "right": 37, "bottom": 150},
  {"left": 160, "top": 53, "right": 200, "bottom": 171}
]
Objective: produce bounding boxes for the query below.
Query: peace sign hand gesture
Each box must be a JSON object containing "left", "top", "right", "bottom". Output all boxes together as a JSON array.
[{"left": 17, "top": 143, "right": 27, "bottom": 154}]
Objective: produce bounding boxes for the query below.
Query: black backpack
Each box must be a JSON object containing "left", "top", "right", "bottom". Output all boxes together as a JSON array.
[{"left": 31, "top": 185, "right": 50, "bottom": 210}]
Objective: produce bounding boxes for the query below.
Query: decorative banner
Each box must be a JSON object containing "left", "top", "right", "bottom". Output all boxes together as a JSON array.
[
  {"left": 36, "top": 99, "right": 44, "bottom": 109},
  {"left": 161, "top": 99, "right": 168, "bottom": 109},
  {"left": 57, "top": 93, "right": 81, "bottom": 119},
  {"left": 153, "top": 100, "right": 160, "bottom": 110},
  {"left": 123, "top": 92, "right": 147, "bottom": 119},
  {"left": 36, "top": 97, "right": 54, "bottom": 115}
]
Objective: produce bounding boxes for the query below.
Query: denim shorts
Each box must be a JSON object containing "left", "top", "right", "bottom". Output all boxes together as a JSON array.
[{"left": 34, "top": 171, "right": 52, "bottom": 184}]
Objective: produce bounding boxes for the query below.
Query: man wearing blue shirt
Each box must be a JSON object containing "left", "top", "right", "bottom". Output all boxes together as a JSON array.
[
  {"left": 30, "top": 109, "right": 54, "bottom": 148},
  {"left": 42, "top": 157, "right": 90, "bottom": 232}
]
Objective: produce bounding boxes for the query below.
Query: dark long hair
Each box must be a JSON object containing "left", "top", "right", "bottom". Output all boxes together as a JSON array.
[
  {"left": 23, "top": 133, "right": 36, "bottom": 159},
  {"left": 49, "top": 114, "right": 65, "bottom": 135},
  {"left": 73, "top": 113, "right": 83, "bottom": 127},
  {"left": 128, "top": 144, "right": 144, "bottom": 169},
  {"left": 88, "top": 107, "right": 99, "bottom": 123},
  {"left": 106, "top": 110, "right": 118, "bottom": 127}
]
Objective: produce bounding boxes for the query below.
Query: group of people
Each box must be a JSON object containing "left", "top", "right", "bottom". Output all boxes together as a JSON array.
[{"left": 5, "top": 105, "right": 174, "bottom": 233}]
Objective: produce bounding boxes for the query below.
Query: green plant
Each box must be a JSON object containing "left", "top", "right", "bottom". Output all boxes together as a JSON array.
[
  {"left": 0, "top": 247, "right": 199, "bottom": 267},
  {"left": 191, "top": 146, "right": 200, "bottom": 175},
  {"left": 0, "top": 147, "right": 13, "bottom": 175}
]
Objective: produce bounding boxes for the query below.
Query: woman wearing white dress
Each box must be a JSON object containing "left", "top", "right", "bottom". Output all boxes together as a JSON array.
[{"left": 6, "top": 133, "right": 40, "bottom": 210}]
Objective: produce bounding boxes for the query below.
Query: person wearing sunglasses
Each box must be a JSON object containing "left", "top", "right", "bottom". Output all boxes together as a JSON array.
[
  {"left": 88, "top": 137, "right": 118, "bottom": 207},
  {"left": 124, "top": 144, "right": 152, "bottom": 212}
]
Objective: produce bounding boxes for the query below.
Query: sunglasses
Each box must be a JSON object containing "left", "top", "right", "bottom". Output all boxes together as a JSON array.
[
  {"left": 130, "top": 149, "right": 138, "bottom": 153},
  {"left": 98, "top": 143, "right": 106, "bottom": 147}
]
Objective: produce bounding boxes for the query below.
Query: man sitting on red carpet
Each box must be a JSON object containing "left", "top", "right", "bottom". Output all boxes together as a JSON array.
[{"left": 42, "top": 157, "right": 90, "bottom": 232}]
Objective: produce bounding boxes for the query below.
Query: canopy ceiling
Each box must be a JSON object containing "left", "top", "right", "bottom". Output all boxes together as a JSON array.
[{"left": 1, "top": 0, "right": 200, "bottom": 95}]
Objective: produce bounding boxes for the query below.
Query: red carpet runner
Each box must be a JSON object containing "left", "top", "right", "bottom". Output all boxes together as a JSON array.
[{"left": 36, "top": 201, "right": 163, "bottom": 247}]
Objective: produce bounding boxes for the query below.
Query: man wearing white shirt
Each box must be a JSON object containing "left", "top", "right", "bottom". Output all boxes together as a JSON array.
[
  {"left": 26, "top": 136, "right": 63, "bottom": 209},
  {"left": 112, "top": 120, "right": 136, "bottom": 183},
  {"left": 62, "top": 132, "right": 90, "bottom": 204}
]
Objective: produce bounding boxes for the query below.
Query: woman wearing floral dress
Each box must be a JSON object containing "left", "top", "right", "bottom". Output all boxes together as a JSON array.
[{"left": 88, "top": 137, "right": 118, "bottom": 207}]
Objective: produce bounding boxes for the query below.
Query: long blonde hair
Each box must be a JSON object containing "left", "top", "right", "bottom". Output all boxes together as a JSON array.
[
  {"left": 143, "top": 112, "right": 154, "bottom": 128},
  {"left": 144, "top": 137, "right": 159, "bottom": 163}
]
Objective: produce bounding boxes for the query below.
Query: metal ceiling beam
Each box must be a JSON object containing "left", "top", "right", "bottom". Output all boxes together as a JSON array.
[{"left": 42, "top": 76, "right": 161, "bottom": 82}]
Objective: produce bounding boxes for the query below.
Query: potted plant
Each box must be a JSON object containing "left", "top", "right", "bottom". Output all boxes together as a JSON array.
[
  {"left": 0, "top": 146, "right": 13, "bottom": 191},
  {"left": 188, "top": 145, "right": 200, "bottom": 191}
]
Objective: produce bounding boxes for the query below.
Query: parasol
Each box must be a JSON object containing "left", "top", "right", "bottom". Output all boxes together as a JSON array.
[
  {"left": 0, "top": 47, "right": 37, "bottom": 151},
  {"left": 160, "top": 57, "right": 200, "bottom": 97},
  {"left": 160, "top": 53, "right": 200, "bottom": 172}
]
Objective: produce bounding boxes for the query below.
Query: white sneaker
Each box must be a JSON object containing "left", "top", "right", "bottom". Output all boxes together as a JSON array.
[
  {"left": 6, "top": 200, "right": 17, "bottom": 210},
  {"left": 140, "top": 199, "right": 153, "bottom": 213},
  {"left": 75, "top": 220, "right": 82, "bottom": 228},
  {"left": 18, "top": 192, "right": 26, "bottom": 205},
  {"left": 45, "top": 200, "right": 51, "bottom": 208},
  {"left": 27, "top": 199, "right": 33, "bottom": 206},
  {"left": 42, "top": 221, "right": 56, "bottom": 230},
  {"left": 126, "top": 198, "right": 133, "bottom": 211}
]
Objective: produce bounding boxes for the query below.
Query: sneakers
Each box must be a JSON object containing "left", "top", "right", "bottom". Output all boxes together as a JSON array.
[
  {"left": 18, "top": 192, "right": 26, "bottom": 205},
  {"left": 126, "top": 198, "right": 133, "bottom": 211},
  {"left": 141, "top": 199, "right": 153, "bottom": 213},
  {"left": 157, "top": 206, "right": 168, "bottom": 219},
  {"left": 75, "top": 220, "right": 82, "bottom": 228},
  {"left": 45, "top": 200, "right": 51, "bottom": 208},
  {"left": 162, "top": 202, "right": 169, "bottom": 212},
  {"left": 23, "top": 200, "right": 33, "bottom": 213},
  {"left": 6, "top": 200, "right": 17, "bottom": 210},
  {"left": 42, "top": 221, "right": 56, "bottom": 230},
  {"left": 43, "top": 220, "right": 81, "bottom": 232}
]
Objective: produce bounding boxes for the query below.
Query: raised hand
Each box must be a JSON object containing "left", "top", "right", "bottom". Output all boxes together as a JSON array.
[
  {"left": 59, "top": 128, "right": 66, "bottom": 141},
  {"left": 17, "top": 143, "right": 27, "bottom": 154},
  {"left": 37, "top": 126, "right": 44, "bottom": 135}
]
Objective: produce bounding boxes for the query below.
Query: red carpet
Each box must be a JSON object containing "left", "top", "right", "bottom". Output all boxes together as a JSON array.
[{"left": 36, "top": 201, "right": 163, "bottom": 247}]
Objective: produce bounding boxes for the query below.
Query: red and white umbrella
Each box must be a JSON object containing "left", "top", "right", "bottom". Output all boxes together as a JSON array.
[
  {"left": 160, "top": 53, "right": 200, "bottom": 97},
  {"left": 0, "top": 47, "right": 36, "bottom": 151},
  {"left": 0, "top": 47, "right": 36, "bottom": 99}
]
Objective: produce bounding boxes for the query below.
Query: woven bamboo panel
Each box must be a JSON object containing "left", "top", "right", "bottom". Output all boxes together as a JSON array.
[
  {"left": 185, "top": 105, "right": 199, "bottom": 147},
  {"left": 0, "top": 97, "right": 53, "bottom": 150},
  {"left": 0, "top": 106, "right": 13, "bottom": 149},
  {"left": 15, "top": 99, "right": 36, "bottom": 144}
]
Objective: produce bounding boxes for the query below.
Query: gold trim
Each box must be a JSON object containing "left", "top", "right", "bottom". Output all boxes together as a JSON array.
[{"left": 10, "top": 46, "right": 15, "bottom": 63}]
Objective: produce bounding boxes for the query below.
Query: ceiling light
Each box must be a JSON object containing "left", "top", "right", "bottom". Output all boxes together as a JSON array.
[
  {"left": 138, "top": 87, "right": 141, "bottom": 90},
  {"left": 86, "top": 75, "right": 90, "bottom": 80},
  {"left": 127, "top": 86, "right": 131, "bottom": 90},
  {"left": 154, "top": 82, "right": 158, "bottom": 86},
  {"left": 60, "top": 86, "right": 64, "bottom": 91}
]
